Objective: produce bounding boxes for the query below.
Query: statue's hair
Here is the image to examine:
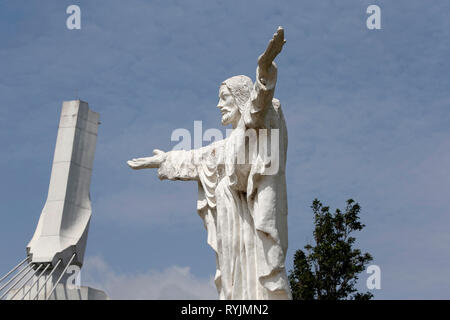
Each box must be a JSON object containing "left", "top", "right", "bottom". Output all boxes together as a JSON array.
[{"left": 221, "top": 75, "right": 253, "bottom": 113}]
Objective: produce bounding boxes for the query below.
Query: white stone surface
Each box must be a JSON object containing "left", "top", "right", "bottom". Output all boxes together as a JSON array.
[
  {"left": 27, "top": 100, "right": 99, "bottom": 268},
  {"left": 128, "top": 27, "right": 291, "bottom": 300}
]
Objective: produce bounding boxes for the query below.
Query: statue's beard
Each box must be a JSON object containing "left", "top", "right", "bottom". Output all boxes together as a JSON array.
[
  {"left": 222, "top": 109, "right": 239, "bottom": 126},
  {"left": 221, "top": 112, "right": 233, "bottom": 125}
]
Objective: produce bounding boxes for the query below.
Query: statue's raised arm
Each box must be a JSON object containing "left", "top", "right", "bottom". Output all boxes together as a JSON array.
[
  {"left": 245, "top": 26, "right": 286, "bottom": 128},
  {"left": 257, "top": 26, "right": 286, "bottom": 87}
]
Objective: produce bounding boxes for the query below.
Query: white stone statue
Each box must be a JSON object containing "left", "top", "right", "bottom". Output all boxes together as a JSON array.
[{"left": 128, "top": 27, "right": 291, "bottom": 300}]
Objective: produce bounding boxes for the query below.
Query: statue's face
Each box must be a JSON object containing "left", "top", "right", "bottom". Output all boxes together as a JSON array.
[{"left": 217, "top": 85, "right": 240, "bottom": 126}]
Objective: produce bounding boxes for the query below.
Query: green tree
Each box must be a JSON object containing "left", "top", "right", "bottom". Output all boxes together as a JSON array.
[{"left": 289, "top": 198, "right": 373, "bottom": 300}]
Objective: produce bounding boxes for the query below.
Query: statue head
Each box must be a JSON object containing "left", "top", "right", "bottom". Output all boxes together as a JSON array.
[{"left": 217, "top": 75, "right": 253, "bottom": 127}]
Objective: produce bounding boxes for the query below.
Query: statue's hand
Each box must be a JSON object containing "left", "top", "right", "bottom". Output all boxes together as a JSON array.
[
  {"left": 127, "top": 149, "right": 167, "bottom": 170},
  {"left": 258, "top": 26, "right": 286, "bottom": 73}
]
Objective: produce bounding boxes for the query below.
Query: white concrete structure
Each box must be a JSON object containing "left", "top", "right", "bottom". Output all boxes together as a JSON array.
[
  {"left": 27, "top": 100, "right": 98, "bottom": 268},
  {"left": 1, "top": 100, "right": 108, "bottom": 300},
  {"left": 128, "top": 27, "right": 291, "bottom": 300}
]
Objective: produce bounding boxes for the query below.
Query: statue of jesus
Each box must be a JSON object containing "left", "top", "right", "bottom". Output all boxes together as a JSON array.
[{"left": 128, "top": 27, "right": 290, "bottom": 300}]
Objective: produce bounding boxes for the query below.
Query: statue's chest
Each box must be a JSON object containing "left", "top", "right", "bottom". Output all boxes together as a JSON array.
[{"left": 216, "top": 162, "right": 250, "bottom": 193}]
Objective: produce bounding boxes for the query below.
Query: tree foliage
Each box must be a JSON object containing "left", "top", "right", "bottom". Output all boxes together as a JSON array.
[{"left": 289, "top": 199, "right": 373, "bottom": 300}]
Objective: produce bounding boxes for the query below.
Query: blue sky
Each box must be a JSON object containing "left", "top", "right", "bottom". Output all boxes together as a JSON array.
[{"left": 1, "top": 0, "right": 450, "bottom": 299}]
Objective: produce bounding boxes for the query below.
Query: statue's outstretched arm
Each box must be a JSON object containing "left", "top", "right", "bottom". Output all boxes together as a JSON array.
[
  {"left": 128, "top": 143, "right": 220, "bottom": 181},
  {"left": 127, "top": 149, "right": 167, "bottom": 169},
  {"left": 128, "top": 148, "right": 197, "bottom": 180},
  {"left": 246, "top": 27, "right": 286, "bottom": 128},
  {"left": 128, "top": 148, "right": 198, "bottom": 180}
]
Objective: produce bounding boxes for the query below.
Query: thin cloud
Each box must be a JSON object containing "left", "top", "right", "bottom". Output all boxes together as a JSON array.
[{"left": 82, "top": 256, "right": 217, "bottom": 299}]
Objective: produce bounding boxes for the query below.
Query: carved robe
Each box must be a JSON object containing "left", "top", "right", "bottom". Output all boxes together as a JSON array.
[{"left": 158, "top": 74, "right": 291, "bottom": 300}]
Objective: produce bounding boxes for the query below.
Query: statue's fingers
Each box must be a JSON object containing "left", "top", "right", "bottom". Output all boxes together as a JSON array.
[
  {"left": 272, "top": 36, "right": 285, "bottom": 58},
  {"left": 263, "top": 39, "right": 275, "bottom": 62},
  {"left": 275, "top": 29, "right": 284, "bottom": 42},
  {"left": 274, "top": 34, "right": 284, "bottom": 48},
  {"left": 276, "top": 27, "right": 284, "bottom": 37}
]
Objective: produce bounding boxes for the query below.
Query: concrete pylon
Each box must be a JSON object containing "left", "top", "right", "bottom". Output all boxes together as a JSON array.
[{"left": 17, "top": 100, "right": 108, "bottom": 300}]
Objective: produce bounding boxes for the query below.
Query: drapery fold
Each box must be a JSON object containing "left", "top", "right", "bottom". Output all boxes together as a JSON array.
[{"left": 157, "top": 99, "right": 290, "bottom": 300}]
